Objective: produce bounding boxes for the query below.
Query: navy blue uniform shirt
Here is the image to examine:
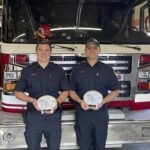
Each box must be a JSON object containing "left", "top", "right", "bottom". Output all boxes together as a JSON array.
[
  {"left": 15, "top": 62, "right": 69, "bottom": 111},
  {"left": 69, "top": 61, "right": 120, "bottom": 106}
]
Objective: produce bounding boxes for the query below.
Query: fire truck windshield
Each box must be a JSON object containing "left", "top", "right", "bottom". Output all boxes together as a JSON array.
[{"left": 2, "top": 0, "right": 150, "bottom": 44}]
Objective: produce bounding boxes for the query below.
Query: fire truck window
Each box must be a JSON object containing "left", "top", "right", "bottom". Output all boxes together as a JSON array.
[{"left": 2, "top": 0, "right": 150, "bottom": 44}]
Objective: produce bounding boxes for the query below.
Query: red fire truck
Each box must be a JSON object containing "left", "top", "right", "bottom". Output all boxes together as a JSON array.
[{"left": 0, "top": 0, "right": 150, "bottom": 149}]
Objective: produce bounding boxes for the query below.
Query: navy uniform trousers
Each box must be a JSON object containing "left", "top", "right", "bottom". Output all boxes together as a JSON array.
[
  {"left": 75, "top": 107, "right": 109, "bottom": 150},
  {"left": 24, "top": 109, "right": 61, "bottom": 150}
]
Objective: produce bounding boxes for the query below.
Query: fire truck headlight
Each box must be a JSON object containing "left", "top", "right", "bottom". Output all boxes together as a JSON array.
[
  {"left": 5, "top": 82, "right": 16, "bottom": 92},
  {"left": 138, "top": 70, "right": 149, "bottom": 79}
]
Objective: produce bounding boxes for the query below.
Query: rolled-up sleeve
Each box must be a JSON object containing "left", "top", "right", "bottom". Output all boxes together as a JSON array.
[
  {"left": 107, "top": 66, "right": 121, "bottom": 91},
  {"left": 69, "top": 68, "right": 77, "bottom": 91},
  {"left": 14, "top": 68, "right": 27, "bottom": 92},
  {"left": 60, "top": 69, "right": 69, "bottom": 91}
]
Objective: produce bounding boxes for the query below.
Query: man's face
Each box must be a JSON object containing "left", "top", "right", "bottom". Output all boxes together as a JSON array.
[
  {"left": 36, "top": 44, "right": 51, "bottom": 63},
  {"left": 85, "top": 43, "right": 100, "bottom": 60}
]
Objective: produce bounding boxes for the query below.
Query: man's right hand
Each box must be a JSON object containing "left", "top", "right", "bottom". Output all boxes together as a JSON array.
[
  {"left": 80, "top": 100, "right": 89, "bottom": 110},
  {"left": 32, "top": 99, "right": 41, "bottom": 111}
]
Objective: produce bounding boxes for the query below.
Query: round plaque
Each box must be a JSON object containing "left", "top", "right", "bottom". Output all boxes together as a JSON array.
[
  {"left": 83, "top": 91, "right": 103, "bottom": 109},
  {"left": 37, "top": 95, "right": 57, "bottom": 112}
]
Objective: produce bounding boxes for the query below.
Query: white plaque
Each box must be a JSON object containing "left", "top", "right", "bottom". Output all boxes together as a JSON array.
[
  {"left": 37, "top": 95, "right": 58, "bottom": 114},
  {"left": 83, "top": 91, "right": 103, "bottom": 109}
]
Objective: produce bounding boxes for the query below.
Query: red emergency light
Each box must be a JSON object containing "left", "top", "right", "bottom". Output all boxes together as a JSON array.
[
  {"left": 140, "top": 55, "right": 150, "bottom": 62},
  {"left": 15, "top": 55, "right": 29, "bottom": 64},
  {"left": 138, "top": 82, "right": 149, "bottom": 91}
]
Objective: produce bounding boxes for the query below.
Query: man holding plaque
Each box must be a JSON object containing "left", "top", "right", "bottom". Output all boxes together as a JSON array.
[
  {"left": 69, "top": 38, "right": 120, "bottom": 150},
  {"left": 14, "top": 41, "right": 69, "bottom": 150}
]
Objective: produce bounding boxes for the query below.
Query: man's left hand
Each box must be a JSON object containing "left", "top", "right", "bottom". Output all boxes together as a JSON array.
[
  {"left": 44, "top": 103, "right": 58, "bottom": 114},
  {"left": 94, "top": 101, "right": 103, "bottom": 110}
]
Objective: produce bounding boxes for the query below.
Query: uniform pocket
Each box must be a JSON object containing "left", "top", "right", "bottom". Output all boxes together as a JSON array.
[
  {"left": 27, "top": 76, "right": 41, "bottom": 92},
  {"left": 95, "top": 74, "right": 108, "bottom": 90},
  {"left": 46, "top": 77, "right": 60, "bottom": 91},
  {"left": 76, "top": 74, "right": 88, "bottom": 90}
]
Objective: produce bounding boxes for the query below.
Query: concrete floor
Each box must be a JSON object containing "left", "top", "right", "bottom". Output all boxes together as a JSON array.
[
  {"left": 2, "top": 143, "right": 150, "bottom": 149},
  {"left": 107, "top": 143, "right": 150, "bottom": 150},
  {"left": 123, "top": 143, "right": 150, "bottom": 150}
]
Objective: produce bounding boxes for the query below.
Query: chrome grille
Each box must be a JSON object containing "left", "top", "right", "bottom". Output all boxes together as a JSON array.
[
  {"left": 7, "top": 54, "right": 133, "bottom": 99},
  {"left": 100, "top": 56, "right": 132, "bottom": 74},
  {"left": 51, "top": 55, "right": 132, "bottom": 73},
  {"left": 50, "top": 55, "right": 132, "bottom": 98},
  {"left": 119, "top": 81, "right": 131, "bottom": 97}
]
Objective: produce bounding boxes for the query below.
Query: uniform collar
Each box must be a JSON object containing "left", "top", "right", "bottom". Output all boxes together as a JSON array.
[
  {"left": 85, "top": 60, "right": 100, "bottom": 67},
  {"left": 34, "top": 61, "right": 53, "bottom": 69}
]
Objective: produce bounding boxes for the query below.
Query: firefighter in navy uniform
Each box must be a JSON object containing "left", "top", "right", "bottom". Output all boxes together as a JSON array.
[
  {"left": 14, "top": 42, "right": 69, "bottom": 150},
  {"left": 69, "top": 38, "right": 121, "bottom": 150}
]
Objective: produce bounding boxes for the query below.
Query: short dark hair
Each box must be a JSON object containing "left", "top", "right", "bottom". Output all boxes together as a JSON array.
[{"left": 36, "top": 40, "right": 52, "bottom": 50}]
